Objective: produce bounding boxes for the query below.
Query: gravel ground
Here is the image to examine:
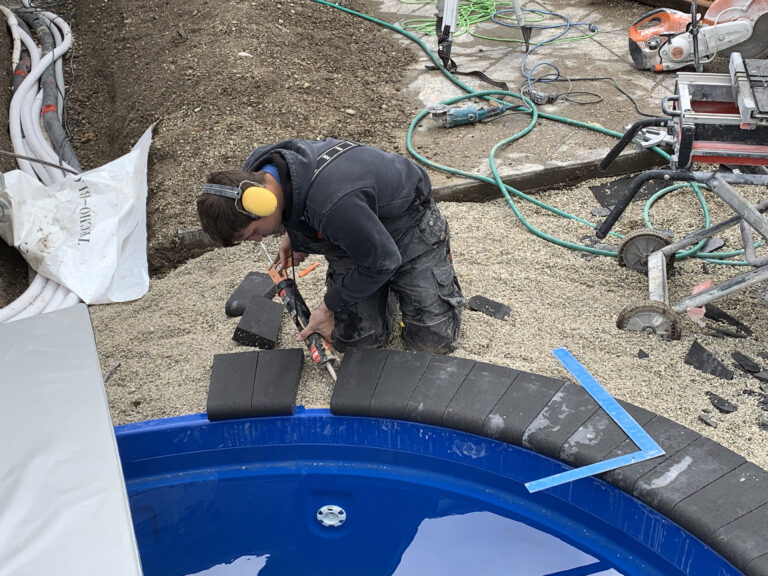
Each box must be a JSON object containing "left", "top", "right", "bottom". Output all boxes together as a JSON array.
[
  {"left": 0, "top": 0, "right": 766, "bottom": 472},
  {"left": 92, "top": 175, "right": 768, "bottom": 471}
]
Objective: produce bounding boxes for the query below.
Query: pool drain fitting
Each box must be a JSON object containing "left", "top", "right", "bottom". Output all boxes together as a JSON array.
[{"left": 316, "top": 505, "right": 346, "bottom": 527}]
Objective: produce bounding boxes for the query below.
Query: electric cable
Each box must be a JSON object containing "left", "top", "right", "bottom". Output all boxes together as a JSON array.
[
  {"left": 404, "top": 2, "right": 654, "bottom": 114},
  {"left": 491, "top": 7, "right": 598, "bottom": 104},
  {"left": 0, "top": 148, "right": 79, "bottom": 172},
  {"left": 311, "top": 0, "right": 751, "bottom": 266},
  {"left": 538, "top": 76, "right": 661, "bottom": 117}
]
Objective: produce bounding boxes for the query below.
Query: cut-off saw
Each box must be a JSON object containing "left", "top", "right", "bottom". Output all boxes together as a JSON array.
[{"left": 629, "top": 0, "right": 768, "bottom": 72}]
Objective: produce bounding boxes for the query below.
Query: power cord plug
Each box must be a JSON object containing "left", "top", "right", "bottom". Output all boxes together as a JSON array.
[{"left": 522, "top": 86, "right": 560, "bottom": 105}]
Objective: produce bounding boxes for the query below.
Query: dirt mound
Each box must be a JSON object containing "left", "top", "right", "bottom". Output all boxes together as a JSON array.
[{"left": 0, "top": 0, "right": 418, "bottom": 296}]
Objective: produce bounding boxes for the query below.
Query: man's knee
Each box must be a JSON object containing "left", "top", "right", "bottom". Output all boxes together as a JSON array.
[
  {"left": 331, "top": 329, "right": 388, "bottom": 353},
  {"left": 402, "top": 309, "right": 461, "bottom": 354},
  {"left": 330, "top": 301, "right": 392, "bottom": 353}
]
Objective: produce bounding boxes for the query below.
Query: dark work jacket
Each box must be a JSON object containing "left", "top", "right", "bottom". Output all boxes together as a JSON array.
[{"left": 243, "top": 138, "right": 433, "bottom": 313}]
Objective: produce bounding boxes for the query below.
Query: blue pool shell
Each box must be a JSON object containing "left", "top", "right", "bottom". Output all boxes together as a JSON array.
[{"left": 116, "top": 408, "right": 742, "bottom": 576}]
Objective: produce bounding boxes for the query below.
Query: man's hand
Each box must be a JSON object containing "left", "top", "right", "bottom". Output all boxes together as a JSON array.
[
  {"left": 298, "top": 300, "right": 334, "bottom": 342},
  {"left": 278, "top": 232, "right": 307, "bottom": 270},
  {"left": 277, "top": 233, "right": 292, "bottom": 269}
]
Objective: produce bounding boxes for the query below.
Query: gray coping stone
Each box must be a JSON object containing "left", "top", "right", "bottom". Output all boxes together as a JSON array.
[
  {"left": 207, "top": 351, "right": 260, "bottom": 420},
  {"left": 483, "top": 372, "right": 566, "bottom": 445},
  {"left": 712, "top": 503, "right": 768, "bottom": 575},
  {"left": 207, "top": 349, "right": 302, "bottom": 420},
  {"left": 633, "top": 435, "right": 746, "bottom": 516},
  {"left": 330, "top": 348, "right": 389, "bottom": 416},
  {"left": 560, "top": 401, "right": 658, "bottom": 467},
  {"left": 251, "top": 348, "right": 303, "bottom": 416},
  {"left": 443, "top": 362, "right": 519, "bottom": 435},
  {"left": 405, "top": 355, "right": 476, "bottom": 426},
  {"left": 669, "top": 462, "right": 768, "bottom": 542},
  {"left": 369, "top": 351, "right": 432, "bottom": 420},
  {"left": 746, "top": 552, "right": 768, "bottom": 576},
  {"left": 225, "top": 271, "right": 276, "bottom": 317},
  {"left": 232, "top": 296, "right": 284, "bottom": 349},
  {"left": 328, "top": 349, "right": 768, "bottom": 576},
  {"left": 521, "top": 380, "right": 601, "bottom": 459},
  {"left": 600, "top": 414, "right": 700, "bottom": 493}
]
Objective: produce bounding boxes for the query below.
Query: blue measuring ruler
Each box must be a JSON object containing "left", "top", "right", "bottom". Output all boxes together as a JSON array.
[{"left": 525, "top": 348, "right": 665, "bottom": 493}]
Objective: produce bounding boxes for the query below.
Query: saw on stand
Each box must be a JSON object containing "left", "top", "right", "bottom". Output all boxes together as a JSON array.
[
  {"left": 598, "top": 52, "right": 768, "bottom": 172},
  {"left": 629, "top": 0, "right": 768, "bottom": 72},
  {"left": 594, "top": 52, "right": 768, "bottom": 339}
]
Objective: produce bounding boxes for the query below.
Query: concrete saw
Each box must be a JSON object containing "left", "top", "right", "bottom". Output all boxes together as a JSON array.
[{"left": 629, "top": 0, "right": 768, "bottom": 72}]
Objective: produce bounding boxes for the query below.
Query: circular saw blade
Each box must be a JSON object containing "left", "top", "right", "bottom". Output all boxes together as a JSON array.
[{"left": 722, "top": 13, "right": 768, "bottom": 58}]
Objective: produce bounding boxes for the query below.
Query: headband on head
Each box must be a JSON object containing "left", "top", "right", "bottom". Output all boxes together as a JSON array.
[{"left": 200, "top": 181, "right": 277, "bottom": 218}]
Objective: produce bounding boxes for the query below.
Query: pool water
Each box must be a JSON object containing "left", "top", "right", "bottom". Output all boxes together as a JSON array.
[
  {"left": 132, "top": 464, "right": 623, "bottom": 576},
  {"left": 117, "top": 410, "right": 742, "bottom": 576}
]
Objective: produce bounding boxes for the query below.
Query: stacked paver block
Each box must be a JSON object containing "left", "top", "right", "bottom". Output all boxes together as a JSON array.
[
  {"left": 207, "top": 349, "right": 303, "bottom": 420},
  {"left": 225, "top": 272, "right": 276, "bottom": 317}
]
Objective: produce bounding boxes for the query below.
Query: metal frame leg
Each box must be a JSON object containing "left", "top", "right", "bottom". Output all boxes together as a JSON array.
[{"left": 645, "top": 174, "right": 768, "bottom": 313}]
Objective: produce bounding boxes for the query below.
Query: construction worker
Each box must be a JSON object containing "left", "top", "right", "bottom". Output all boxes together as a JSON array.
[{"left": 197, "top": 138, "right": 464, "bottom": 354}]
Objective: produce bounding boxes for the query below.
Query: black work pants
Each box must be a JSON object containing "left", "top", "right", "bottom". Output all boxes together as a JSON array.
[{"left": 326, "top": 201, "right": 464, "bottom": 354}]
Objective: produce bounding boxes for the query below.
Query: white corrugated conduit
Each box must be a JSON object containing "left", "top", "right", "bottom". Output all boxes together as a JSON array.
[{"left": 0, "top": 2, "right": 81, "bottom": 323}]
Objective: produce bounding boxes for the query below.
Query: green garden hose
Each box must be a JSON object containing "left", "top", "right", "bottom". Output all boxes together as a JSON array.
[{"left": 311, "top": 0, "right": 750, "bottom": 265}]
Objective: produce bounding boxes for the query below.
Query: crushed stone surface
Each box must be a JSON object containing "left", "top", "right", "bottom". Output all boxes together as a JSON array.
[
  {"left": 0, "top": 0, "right": 765, "bottom": 472},
  {"left": 92, "top": 179, "right": 768, "bottom": 471}
]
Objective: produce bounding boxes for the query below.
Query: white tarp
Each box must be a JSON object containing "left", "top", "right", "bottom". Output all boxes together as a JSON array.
[
  {"left": 0, "top": 126, "right": 153, "bottom": 304},
  {"left": 0, "top": 304, "right": 143, "bottom": 576}
]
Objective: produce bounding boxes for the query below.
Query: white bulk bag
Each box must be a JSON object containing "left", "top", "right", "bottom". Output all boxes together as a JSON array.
[{"left": 0, "top": 126, "right": 152, "bottom": 304}]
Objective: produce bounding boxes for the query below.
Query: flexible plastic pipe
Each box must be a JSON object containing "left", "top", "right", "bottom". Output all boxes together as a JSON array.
[
  {"left": 0, "top": 6, "right": 21, "bottom": 67},
  {"left": 38, "top": 11, "right": 66, "bottom": 117},
  {"left": 41, "top": 284, "right": 70, "bottom": 313},
  {"left": 7, "top": 278, "right": 59, "bottom": 321},
  {"left": 13, "top": 23, "right": 74, "bottom": 181},
  {"left": 16, "top": 9, "right": 80, "bottom": 170},
  {"left": 0, "top": 274, "right": 47, "bottom": 323},
  {"left": 0, "top": 5, "right": 81, "bottom": 322}
]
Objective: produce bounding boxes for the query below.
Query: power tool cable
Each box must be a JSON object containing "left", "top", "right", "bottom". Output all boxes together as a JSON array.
[{"left": 310, "top": 0, "right": 752, "bottom": 266}]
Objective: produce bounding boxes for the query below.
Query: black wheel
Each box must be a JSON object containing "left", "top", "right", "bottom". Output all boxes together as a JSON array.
[
  {"left": 617, "top": 229, "right": 672, "bottom": 273},
  {"left": 616, "top": 300, "right": 682, "bottom": 340}
]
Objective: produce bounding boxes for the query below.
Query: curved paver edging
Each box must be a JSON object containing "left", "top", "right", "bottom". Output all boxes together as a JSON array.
[{"left": 329, "top": 348, "right": 768, "bottom": 576}]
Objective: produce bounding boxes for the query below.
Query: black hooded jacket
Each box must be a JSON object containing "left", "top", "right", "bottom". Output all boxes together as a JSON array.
[{"left": 243, "top": 138, "right": 434, "bottom": 312}]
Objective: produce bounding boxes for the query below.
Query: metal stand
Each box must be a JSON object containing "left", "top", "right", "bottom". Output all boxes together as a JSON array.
[
  {"left": 648, "top": 174, "right": 768, "bottom": 309},
  {"left": 613, "top": 171, "right": 768, "bottom": 339},
  {"left": 596, "top": 54, "right": 768, "bottom": 338},
  {"left": 435, "top": 0, "right": 528, "bottom": 68}
]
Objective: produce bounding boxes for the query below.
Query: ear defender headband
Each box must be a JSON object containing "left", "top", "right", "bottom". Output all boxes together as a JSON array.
[{"left": 200, "top": 181, "right": 277, "bottom": 218}]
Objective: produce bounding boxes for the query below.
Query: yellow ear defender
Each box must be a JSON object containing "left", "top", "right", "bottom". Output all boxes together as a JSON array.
[
  {"left": 200, "top": 182, "right": 277, "bottom": 218},
  {"left": 241, "top": 185, "right": 277, "bottom": 217}
]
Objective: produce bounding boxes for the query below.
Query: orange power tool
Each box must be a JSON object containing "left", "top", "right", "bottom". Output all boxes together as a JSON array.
[
  {"left": 262, "top": 243, "right": 337, "bottom": 381},
  {"left": 629, "top": 0, "right": 768, "bottom": 72}
]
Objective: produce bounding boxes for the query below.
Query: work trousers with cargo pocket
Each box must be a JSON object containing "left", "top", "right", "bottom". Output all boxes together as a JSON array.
[{"left": 326, "top": 200, "right": 464, "bottom": 354}]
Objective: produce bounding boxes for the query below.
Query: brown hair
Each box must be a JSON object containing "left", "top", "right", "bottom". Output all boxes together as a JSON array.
[{"left": 196, "top": 171, "right": 267, "bottom": 246}]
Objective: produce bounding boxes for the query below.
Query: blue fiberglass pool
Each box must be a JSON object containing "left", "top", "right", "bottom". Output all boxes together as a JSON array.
[{"left": 115, "top": 408, "right": 742, "bottom": 576}]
